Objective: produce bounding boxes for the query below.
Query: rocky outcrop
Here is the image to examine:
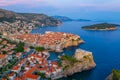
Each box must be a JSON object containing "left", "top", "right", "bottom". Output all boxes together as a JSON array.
[
  {"left": 62, "top": 49, "right": 96, "bottom": 77},
  {"left": 58, "top": 38, "right": 84, "bottom": 52},
  {"left": 106, "top": 69, "right": 120, "bottom": 80},
  {"left": 62, "top": 38, "right": 84, "bottom": 48},
  {"left": 106, "top": 74, "right": 113, "bottom": 80}
]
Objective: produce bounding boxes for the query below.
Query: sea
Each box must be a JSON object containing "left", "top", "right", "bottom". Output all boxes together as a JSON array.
[{"left": 31, "top": 21, "right": 120, "bottom": 80}]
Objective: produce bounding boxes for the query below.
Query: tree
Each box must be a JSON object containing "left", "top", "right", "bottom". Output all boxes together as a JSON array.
[
  {"left": 14, "top": 42, "right": 24, "bottom": 52},
  {"left": 35, "top": 47, "right": 45, "bottom": 52},
  {"left": 57, "top": 60, "right": 62, "bottom": 67},
  {"left": 112, "top": 69, "right": 120, "bottom": 80},
  {"left": 3, "top": 75, "right": 8, "bottom": 79},
  {"left": 29, "top": 46, "right": 34, "bottom": 49},
  {"left": 2, "top": 51, "right": 7, "bottom": 54},
  {"left": 36, "top": 71, "right": 46, "bottom": 80}
]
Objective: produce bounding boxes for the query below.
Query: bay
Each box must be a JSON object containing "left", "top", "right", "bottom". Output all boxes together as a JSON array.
[{"left": 31, "top": 21, "right": 120, "bottom": 80}]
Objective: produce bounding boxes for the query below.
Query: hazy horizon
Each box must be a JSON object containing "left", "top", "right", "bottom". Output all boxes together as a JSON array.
[{"left": 0, "top": 0, "right": 120, "bottom": 21}]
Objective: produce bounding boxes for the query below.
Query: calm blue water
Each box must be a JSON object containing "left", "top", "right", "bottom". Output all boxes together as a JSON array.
[{"left": 31, "top": 21, "right": 120, "bottom": 80}]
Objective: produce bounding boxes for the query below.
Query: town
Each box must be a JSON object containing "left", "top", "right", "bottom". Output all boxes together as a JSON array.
[
  {"left": 0, "top": 29, "right": 86, "bottom": 80},
  {"left": 0, "top": 35, "right": 63, "bottom": 80},
  {"left": 0, "top": 20, "right": 36, "bottom": 35},
  {"left": 0, "top": 23, "right": 96, "bottom": 80},
  {"left": 9, "top": 31, "right": 83, "bottom": 52}
]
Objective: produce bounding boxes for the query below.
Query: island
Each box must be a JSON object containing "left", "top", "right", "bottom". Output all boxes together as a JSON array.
[{"left": 82, "top": 23, "right": 119, "bottom": 31}]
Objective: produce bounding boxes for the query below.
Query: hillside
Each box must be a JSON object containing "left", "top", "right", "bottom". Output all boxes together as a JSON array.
[
  {"left": 19, "top": 13, "right": 61, "bottom": 26},
  {"left": 0, "top": 9, "right": 25, "bottom": 22},
  {"left": 51, "top": 15, "right": 73, "bottom": 22},
  {"left": 0, "top": 9, "right": 61, "bottom": 26}
]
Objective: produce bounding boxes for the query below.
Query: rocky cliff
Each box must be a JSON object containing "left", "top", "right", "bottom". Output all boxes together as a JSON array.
[
  {"left": 61, "top": 49, "right": 96, "bottom": 77},
  {"left": 62, "top": 38, "right": 84, "bottom": 48},
  {"left": 56, "top": 36, "right": 84, "bottom": 52}
]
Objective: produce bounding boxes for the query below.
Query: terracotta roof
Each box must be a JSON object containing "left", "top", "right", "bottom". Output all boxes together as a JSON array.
[
  {"left": 12, "top": 65, "right": 20, "bottom": 70},
  {"left": 0, "top": 54, "right": 5, "bottom": 58}
]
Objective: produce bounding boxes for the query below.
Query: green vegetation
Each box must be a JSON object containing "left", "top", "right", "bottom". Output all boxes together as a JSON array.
[
  {"left": 19, "top": 13, "right": 62, "bottom": 26},
  {"left": 35, "top": 46, "right": 45, "bottom": 52},
  {"left": 35, "top": 71, "right": 46, "bottom": 79},
  {"left": 82, "top": 23, "right": 119, "bottom": 30},
  {"left": 112, "top": 69, "right": 120, "bottom": 80},
  {"left": 60, "top": 55, "right": 79, "bottom": 71},
  {"left": 57, "top": 60, "right": 62, "bottom": 67},
  {"left": 83, "top": 55, "right": 92, "bottom": 63},
  {"left": 61, "top": 55, "right": 78, "bottom": 65},
  {"left": 3, "top": 75, "right": 8, "bottom": 79},
  {"left": 29, "top": 46, "right": 34, "bottom": 49},
  {"left": 0, "top": 17, "right": 17, "bottom": 23},
  {"left": 63, "top": 65, "right": 69, "bottom": 71},
  {"left": 0, "top": 58, "right": 18, "bottom": 74},
  {"left": 14, "top": 42, "right": 24, "bottom": 52}
]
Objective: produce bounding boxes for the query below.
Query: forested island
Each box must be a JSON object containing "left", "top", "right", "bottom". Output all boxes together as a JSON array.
[{"left": 82, "top": 23, "right": 119, "bottom": 30}]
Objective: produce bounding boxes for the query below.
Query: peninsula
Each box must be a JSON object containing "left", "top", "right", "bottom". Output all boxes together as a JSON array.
[
  {"left": 9, "top": 31, "right": 84, "bottom": 52},
  {"left": 0, "top": 32, "right": 96, "bottom": 80},
  {"left": 82, "top": 23, "right": 119, "bottom": 31},
  {"left": 0, "top": 8, "right": 96, "bottom": 80}
]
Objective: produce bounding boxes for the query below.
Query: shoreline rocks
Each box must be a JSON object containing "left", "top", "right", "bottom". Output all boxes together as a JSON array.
[
  {"left": 106, "top": 73, "right": 113, "bottom": 80},
  {"left": 61, "top": 49, "right": 96, "bottom": 77}
]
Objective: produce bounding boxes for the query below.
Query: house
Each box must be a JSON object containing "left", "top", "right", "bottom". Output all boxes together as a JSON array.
[
  {"left": 24, "top": 47, "right": 30, "bottom": 52},
  {"left": 8, "top": 72, "right": 16, "bottom": 80},
  {"left": 0, "top": 54, "right": 8, "bottom": 67},
  {"left": 12, "top": 65, "right": 21, "bottom": 73}
]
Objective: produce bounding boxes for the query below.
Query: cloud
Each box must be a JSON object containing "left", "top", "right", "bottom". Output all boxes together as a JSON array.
[{"left": 0, "top": 0, "right": 43, "bottom": 6}]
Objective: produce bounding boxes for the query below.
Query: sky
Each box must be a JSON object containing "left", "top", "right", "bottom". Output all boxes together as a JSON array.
[{"left": 0, "top": 0, "right": 120, "bottom": 21}]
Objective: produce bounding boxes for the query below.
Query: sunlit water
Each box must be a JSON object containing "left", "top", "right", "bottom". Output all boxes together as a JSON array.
[{"left": 31, "top": 21, "right": 120, "bottom": 80}]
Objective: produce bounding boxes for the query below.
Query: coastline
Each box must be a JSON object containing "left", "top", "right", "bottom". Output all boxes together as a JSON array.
[
  {"left": 82, "top": 27, "right": 117, "bottom": 31},
  {"left": 8, "top": 31, "right": 84, "bottom": 52}
]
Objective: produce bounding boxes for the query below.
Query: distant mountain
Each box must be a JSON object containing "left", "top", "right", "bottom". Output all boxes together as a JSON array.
[
  {"left": 51, "top": 15, "right": 91, "bottom": 22},
  {"left": 0, "top": 8, "right": 61, "bottom": 26},
  {"left": 75, "top": 19, "right": 91, "bottom": 21},
  {"left": 51, "top": 15, "right": 73, "bottom": 22}
]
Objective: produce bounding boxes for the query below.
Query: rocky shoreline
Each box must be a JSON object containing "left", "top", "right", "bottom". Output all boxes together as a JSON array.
[
  {"left": 52, "top": 49, "right": 96, "bottom": 79},
  {"left": 83, "top": 27, "right": 117, "bottom": 31},
  {"left": 106, "top": 74, "right": 113, "bottom": 80},
  {"left": 82, "top": 23, "right": 118, "bottom": 31},
  {"left": 62, "top": 49, "right": 96, "bottom": 77},
  {"left": 9, "top": 31, "right": 84, "bottom": 52}
]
